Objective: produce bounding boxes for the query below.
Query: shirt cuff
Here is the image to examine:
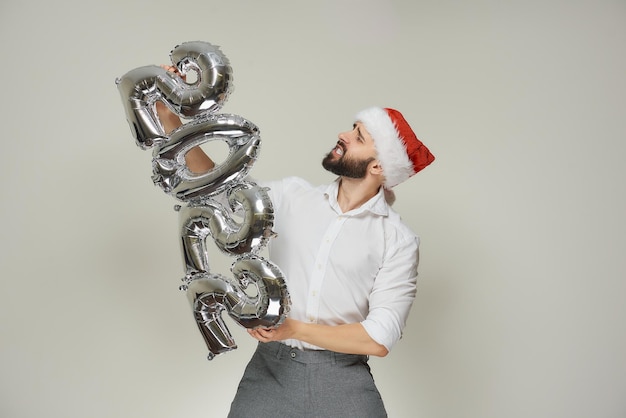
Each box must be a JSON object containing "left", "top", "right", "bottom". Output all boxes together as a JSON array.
[{"left": 361, "top": 313, "right": 402, "bottom": 352}]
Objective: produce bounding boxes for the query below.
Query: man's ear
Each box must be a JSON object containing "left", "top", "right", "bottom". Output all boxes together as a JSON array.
[{"left": 369, "top": 159, "right": 384, "bottom": 176}]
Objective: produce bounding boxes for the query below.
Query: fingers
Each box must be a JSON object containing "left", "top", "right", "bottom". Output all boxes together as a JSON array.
[
  {"left": 160, "top": 64, "right": 187, "bottom": 82},
  {"left": 248, "top": 328, "right": 276, "bottom": 342},
  {"left": 160, "top": 64, "right": 178, "bottom": 73}
]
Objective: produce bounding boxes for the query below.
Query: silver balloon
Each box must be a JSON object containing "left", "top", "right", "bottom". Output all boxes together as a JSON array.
[
  {"left": 152, "top": 113, "right": 261, "bottom": 202},
  {"left": 117, "top": 41, "right": 290, "bottom": 361},
  {"left": 116, "top": 41, "right": 233, "bottom": 150},
  {"left": 185, "top": 255, "right": 290, "bottom": 360},
  {"left": 178, "top": 181, "right": 276, "bottom": 278},
  {"left": 229, "top": 255, "right": 290, "bottom": 329},
  {"left": 185, "top": 273, "right": 238, "bottom": 359}
]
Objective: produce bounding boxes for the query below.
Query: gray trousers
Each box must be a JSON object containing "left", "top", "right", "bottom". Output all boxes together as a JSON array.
[{"left": 228, "top": 342, "right": 387, "bottom": 418}]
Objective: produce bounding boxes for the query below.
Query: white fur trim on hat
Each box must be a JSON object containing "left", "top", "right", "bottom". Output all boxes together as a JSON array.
[{"left": 355, "top": 107, "right": 414, "bottom": 188}]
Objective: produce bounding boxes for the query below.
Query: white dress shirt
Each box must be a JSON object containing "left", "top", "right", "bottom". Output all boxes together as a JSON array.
[{"left": 259, "top": 177, "right": 420, "bottom": 351}]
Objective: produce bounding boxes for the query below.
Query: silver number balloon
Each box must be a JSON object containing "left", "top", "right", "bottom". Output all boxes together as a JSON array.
[
  {"left": 116, "top": 41, "right": 233, "bottom": 150},
  {"left": 152, "top": 113, "right": 261, "bottom": 202},
  {"left": 179, "top": 181, "right": 276, "bottom": 275},
  {"left": 185, "top": 255, "right": 289, "bottom": 360},
  {"left": 117, "top": 41, "right": 289, "bottom": 360}
]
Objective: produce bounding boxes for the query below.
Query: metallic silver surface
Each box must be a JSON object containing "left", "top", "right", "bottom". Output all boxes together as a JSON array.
[
  {"left": 185, "top": 255, "right": 290, "bottom": 359},
  {"left": 151, "top": 114, "right": 260, "bottom": 202},
  {"left": 116, "top": 41, "right": 232, "bottom": 150},
  {"left": 117, "top": 41, "right": 290, "bottom": 360}
]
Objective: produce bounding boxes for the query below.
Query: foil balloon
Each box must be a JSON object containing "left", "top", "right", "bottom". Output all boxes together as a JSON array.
[
  {"left": 116, "top": 41, "right": 233, "bottom": 150},
  {"left": 185, "top": 255, "right": 289, "bottom": 359},
  {"left": 179, "top": 181, "right": 276, "bottom": 275},
  {"left": 152, "top": 113, "right": 261, "bottom": 202},
  {"left": 116, "top": 41, "right": 290, "bottom": 360}
]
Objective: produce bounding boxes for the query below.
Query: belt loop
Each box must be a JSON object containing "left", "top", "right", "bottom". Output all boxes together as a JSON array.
[
  {"left": 275, "top": 342, "right": 284, "bottom": 360},
  {"left": 331, "top": 351, "right": 336, "bottom": 365}
]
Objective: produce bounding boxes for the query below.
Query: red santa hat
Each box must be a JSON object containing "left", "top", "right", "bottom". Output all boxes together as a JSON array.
[{"left": 355, "top": 107, "right": 435, "bottom": 188}]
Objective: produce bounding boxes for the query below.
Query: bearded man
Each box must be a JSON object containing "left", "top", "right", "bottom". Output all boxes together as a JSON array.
[{"left": 157, "top": 92, "right": 434, "bottom": 416}]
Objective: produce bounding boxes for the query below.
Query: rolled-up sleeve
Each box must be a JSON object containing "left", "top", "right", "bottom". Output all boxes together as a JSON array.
[{"left": 361, "top": 236, "right": 420, "bottom": 351}]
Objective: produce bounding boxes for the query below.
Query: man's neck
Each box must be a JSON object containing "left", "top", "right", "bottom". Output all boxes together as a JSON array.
[{"left": 336, "top": 177, "right": 381, "bottom": 213}]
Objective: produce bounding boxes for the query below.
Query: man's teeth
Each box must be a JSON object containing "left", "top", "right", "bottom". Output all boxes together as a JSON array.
[{"left": 336, "top": 147, "right": 343, "bottom": 156}]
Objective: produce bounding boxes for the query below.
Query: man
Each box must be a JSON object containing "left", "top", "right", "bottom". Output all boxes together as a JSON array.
[{"left": 157, "top": 92, "right": 434, "bottom": 417}]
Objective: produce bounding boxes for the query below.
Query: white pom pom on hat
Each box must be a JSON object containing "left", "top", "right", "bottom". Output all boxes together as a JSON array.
[{"left": 355, "top": 107, "right": 435, "bottom": 188}]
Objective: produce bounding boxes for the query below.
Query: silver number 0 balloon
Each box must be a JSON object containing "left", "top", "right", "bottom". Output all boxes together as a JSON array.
[{"left": 116, "top": 41, "right": 290, "bottom": 360}]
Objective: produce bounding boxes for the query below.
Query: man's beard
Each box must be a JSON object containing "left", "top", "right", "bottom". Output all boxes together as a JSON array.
[{"left": 322, "top": 151, "right": 375, "bottom": 179}]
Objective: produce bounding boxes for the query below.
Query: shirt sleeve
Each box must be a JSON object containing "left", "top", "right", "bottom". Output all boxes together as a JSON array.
[
  {"left": 254, "top": 177, "right": 292, "bottom": 211},
  {"left": 361, "top": 235, "right": 420, "bottom": 351}
]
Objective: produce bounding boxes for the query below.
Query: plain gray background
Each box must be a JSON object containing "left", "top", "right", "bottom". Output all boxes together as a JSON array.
[{"left": 1, "top": 0, "right": 625, "bottom": 417}]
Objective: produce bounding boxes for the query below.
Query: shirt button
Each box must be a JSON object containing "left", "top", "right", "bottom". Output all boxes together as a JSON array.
[{"left": 290, "top": 351, "right": 296, "bottom": 358}]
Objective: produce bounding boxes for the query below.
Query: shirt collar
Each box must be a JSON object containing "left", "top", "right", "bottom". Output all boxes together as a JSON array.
[{"left": 324, "top": 179, "right": 389, "bottom": 217}]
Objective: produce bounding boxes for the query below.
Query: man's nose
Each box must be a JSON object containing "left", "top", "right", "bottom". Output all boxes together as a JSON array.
[{"left": 338, "top": 131, "right": 351, "bottom": 143}]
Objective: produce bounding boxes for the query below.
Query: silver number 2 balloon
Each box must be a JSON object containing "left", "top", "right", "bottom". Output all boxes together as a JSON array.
[{"left": 116, "top": 41, "right": 290, "bottom": 360}]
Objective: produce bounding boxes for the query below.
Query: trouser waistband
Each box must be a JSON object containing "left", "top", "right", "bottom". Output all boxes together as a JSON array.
[{"left": 257, "top": 341, "right": 369, "bottom": 364}]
